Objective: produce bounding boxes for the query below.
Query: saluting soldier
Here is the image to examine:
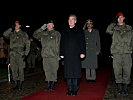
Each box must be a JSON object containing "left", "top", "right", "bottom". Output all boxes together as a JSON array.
[
  {"left": 33, "top": 20, "right": 61, "bottom": 91},
  {"left": 106, "top": 12, "right": 133, "bottom": 96},
  {"left": 82, "top": 19, "right": 101, "bottom": 82},
  {"left": 3, "top": 20, "right": 30, "bottom": 91}
]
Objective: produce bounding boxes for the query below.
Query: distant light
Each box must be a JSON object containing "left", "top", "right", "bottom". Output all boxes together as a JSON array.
[{"left": 26, "top": 25, "right": 30, "bottom": 28}]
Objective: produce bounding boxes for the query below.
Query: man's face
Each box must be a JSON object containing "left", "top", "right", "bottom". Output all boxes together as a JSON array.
[
  {"left": 87, "top": 21, "right": 93, "bottom": 29},
  {"left": 15, "top": 22, "right": 21, "bottom": 30},
  {"left": 68, "top": 16, "right": 76, "bottom": 27},
  {"left": 117, "top": 15, "right": 125, "bottom": 24},
  {"left": 47, "top": 23, "right": 54, "bottom": 30}
]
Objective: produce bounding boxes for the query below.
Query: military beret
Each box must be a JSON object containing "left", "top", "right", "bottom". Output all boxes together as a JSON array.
[
  {"left": 116, "top": 12, "right": 124, "bottom": 18},
  {"left": 46, "top": 20, "right": 54, "bottom": 24},
  {"left": 15, "top": 20, "right": 19, "bottom": 23},
  {"left": 15, "top": 20, "right": 21, "bottom": 25}
]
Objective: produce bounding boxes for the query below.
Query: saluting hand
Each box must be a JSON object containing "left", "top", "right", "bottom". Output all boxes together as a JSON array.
[{"left": 41, "top": 24, "right": 47, "bottom": 30}]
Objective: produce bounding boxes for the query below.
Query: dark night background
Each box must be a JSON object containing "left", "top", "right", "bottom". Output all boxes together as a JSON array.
[{"left": 0, "top": 0, "right": 132, "bottom": 60}]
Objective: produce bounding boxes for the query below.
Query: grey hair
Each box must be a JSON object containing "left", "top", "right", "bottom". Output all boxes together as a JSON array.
[{"left": 68, "top": 14, "right": 77, "bottom": 21}]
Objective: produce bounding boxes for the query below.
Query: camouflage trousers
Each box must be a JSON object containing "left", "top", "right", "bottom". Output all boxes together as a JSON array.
[
  {"left": 113, "top": 54, "right": 132, "bottom": 84},
  {"left": 43, "top": 58, "right": 59, "bottom": 82},
  {"left": 10, "top": 54, "right": 25, "bottom": 82}
]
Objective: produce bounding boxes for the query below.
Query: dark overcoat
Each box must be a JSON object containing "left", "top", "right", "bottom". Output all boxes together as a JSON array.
[
  {"left": 82, "top": 29, "right": 101, "bottom": 69},
  {"left": 60, "top": 26, "right": 86, "bottom": 78}
]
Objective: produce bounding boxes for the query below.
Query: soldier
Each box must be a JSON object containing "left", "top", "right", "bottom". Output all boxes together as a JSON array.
[
  {"left": 26, "top": 37, "right": 38, "bottom": 73},
  {"left": 106, "top": 12, "right": 133, "bottom": 96},
  {"left": 33, "top": 20, "right": 61, "bottom": 91},
  {"left": 3, "top": 20, "right": 30, "bottom": 91},
  {"left": 82, "top": 19, "right": 101, "bottom": 82}
]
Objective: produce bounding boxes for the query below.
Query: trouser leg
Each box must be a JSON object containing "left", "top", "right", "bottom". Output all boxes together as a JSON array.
[
  {"left": 43, "top": 58, "right": 59, "bottom": 82},
  {"left": 86, "top": 68, "right": 91, "bottom": 80},
  {"left": 90, "top": 69, "right": 96, "bottom": 80},
  {"left": 113, "top": 54, "right": 123, "bottom": 84},
  {"left": 66, "top": 78, "right": 72, "bottom": 92},
  {"left": 123, "top": 54, "right": 132, "bottom": 84}
]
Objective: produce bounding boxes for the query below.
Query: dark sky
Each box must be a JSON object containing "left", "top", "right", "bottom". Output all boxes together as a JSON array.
[
  {"left": 0, "top": 0, "right": 132, "bottom": 55},
  {"left": 0, "top": 0, "right": 132, "bottom": 33}
]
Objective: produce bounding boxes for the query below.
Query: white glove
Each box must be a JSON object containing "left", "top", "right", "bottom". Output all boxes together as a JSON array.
[{"left": 41, "top": 24, "right": 47, "bottom": 30}]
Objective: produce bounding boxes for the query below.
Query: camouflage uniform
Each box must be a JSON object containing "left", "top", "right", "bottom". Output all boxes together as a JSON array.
[
  {"left": 3, "top": 28, "right": 30, "bottom": 89},
  {"left": 106, "top": 23, "right": 133, "bottom": 85},
  {"left": 33, "top": 28, "right": 61, "bottom": 83}
]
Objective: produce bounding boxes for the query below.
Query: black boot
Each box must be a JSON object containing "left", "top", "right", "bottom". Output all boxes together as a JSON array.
[
  {"left": 18, "top": 81, "right": 23, "bottom": 91},
  {"left": 45, "top": 81, "right": 51, "bottom": 91},
  {"left": 29, "top": 68, "right": 32, "bottom": 73},
  {"left": 117, "top": 83, "right": 123, "bottom": 95},
  {"left": 12, "top": 81, "right": 18, "bottom": 91},
  {"left": 72, "top": 91, "right": 77, "bottom": 96},
  {"left": 123, "top": 84, "right": 128, "bottom": 96},
  {"left": 49, "top": 81, "right": 55, "bottom": 91},
  {"left": 31, "top": 68, "right": 35, "bottom": 73}
]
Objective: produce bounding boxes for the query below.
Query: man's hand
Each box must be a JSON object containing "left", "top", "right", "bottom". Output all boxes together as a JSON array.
[
  {"left": 41, "top": 24, "right": 47, "bottom": 30},
  {"left": 80, "top": 54, "right": 85, "bottom": 58}
]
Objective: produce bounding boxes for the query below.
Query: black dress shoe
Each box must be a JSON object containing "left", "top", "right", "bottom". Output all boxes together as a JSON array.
[
  {"left": 66, "top": 91, "right": 72, "bottom": 96},
  {"left": 72, "top": 91, "right": 77, "bottom": 96},
  {"left": 86, "top": 80, "right": 91, "bottom": 82},
  {"left": 91, "top": 80, "right": 96, "bottom": 82},
  {"left": 87, "top": 80, "right": 96, "bottom": 82}
]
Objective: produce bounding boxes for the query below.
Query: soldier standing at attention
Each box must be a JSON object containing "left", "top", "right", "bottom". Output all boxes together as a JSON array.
[
  {"left": 33, "top": 20, "right": 61, "bottom": 91},
  {"left": 106, "top": 12, "right": 133, "bottom": 96},
  {"left": 3, "top": 20, "right": 30, "bottom": 91}
]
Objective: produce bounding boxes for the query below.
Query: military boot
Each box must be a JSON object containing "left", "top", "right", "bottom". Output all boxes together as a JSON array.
[
  {"left": 49, "top": 81, "right": 55, "bottom": 91},
  {"left": 117, "top": 83, "right": 123, "bottom": 95},
  {"left": 45, "top": 81, "right": 51, "bottom": 91},
  {"left": 12, "top": 81, "right": 19, "bottom": 91},
  {"left": 123, "top": 84, "right": 128, "bottom": 96},
  {"left": 32, "top": 68, "right": 35, "bottom": 73},
  {"left": 18, "top": 81, "right": 23, "bottom": 91}
]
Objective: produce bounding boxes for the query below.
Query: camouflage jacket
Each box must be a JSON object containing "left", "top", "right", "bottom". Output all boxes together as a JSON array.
[
  {"left": 33, "top": 28, "right": 61, "bottom": 59},
  {"left": 3, "top": 28, "right": 30, "bottom": 56},
  {"left": 106, "top": 23, "right": 133, "bottom": 54}
]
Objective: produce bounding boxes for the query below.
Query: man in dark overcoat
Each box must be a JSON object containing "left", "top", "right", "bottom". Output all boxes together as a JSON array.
[{"left": 60, "top": 14, "right": 86, "bottom": 96}]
